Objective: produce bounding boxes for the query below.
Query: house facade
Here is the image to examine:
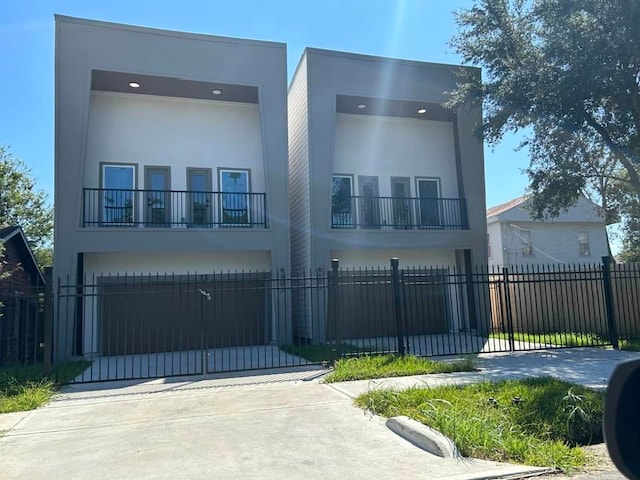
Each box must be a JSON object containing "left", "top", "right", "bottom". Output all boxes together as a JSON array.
[
  {"left": 54, "top": 16, "right": 289, "bottom": 359},
  {"left": 288, "top": 49, "right": 488, "bottom": 340},
  {"left": 487, "top": 195, "right": 610, "bottom": 267}
]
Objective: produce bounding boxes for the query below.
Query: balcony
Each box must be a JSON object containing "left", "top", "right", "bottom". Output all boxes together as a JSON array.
[
  {"left": 83, "top": 188, "right": 268, "bottom": 228},
  {"left": 331, "top": 196, "right": 468, "bottom": 230}
]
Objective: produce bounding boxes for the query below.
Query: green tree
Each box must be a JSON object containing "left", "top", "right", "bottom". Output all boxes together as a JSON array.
[
  {"left": 0, "top": 146, "right": 53, "bottom": 267},
  {"left": 449, "top": 0, "right": 640, "bottom": 255}
]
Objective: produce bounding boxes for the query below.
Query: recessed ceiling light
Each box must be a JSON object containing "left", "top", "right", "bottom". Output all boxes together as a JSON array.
[
  {"left": 212, "top": 89, "right": 223, "bottom": 95},
  {"left": 357, "top": 104, "right": 366, "bottom": 109},
  {"left": 128, "top": 82, "right": 140, "bottom": 88},
  {"left": 417, "top": 108, "right": 427, "bottom": 114}
]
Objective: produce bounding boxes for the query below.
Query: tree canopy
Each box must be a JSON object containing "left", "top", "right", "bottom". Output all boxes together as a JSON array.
[
  {"left": 450, "top": 0, "right": 640, "bottom": 258},
  {"left": 0, "top": 146, "right": 53, "bottom": 267}
]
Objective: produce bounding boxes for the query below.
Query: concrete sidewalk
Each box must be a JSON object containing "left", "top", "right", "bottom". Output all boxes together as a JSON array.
[
  {"left": 1, "top": 348, "right": 638, "bottom": 479},
  {"left": 331, "top": 347, "right": 640, "bottom": 397}
]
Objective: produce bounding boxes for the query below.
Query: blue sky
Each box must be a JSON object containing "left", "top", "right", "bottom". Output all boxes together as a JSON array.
[{"left": 1, "top": 0, "right": 529, "bottom": 210}]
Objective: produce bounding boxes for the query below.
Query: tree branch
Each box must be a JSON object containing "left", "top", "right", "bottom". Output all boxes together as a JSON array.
[{"left": 583, "top": 112, "right": 640, "bottom": 196}]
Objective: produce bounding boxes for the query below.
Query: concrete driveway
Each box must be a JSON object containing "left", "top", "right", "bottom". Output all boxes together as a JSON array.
[
  {"left": 2, "top": 348, "right": 638, "bottom": 479},
  {"left": 1, "top": 367, "right": 546, "bottom": 480}
]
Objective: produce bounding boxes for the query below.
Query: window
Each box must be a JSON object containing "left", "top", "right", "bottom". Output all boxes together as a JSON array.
[
  {"left": 578, "top": 232, "right": 590, "bottom": 256},
  {"left": 219, "top": 169, "right": 250, "bottom": 226},
  {"left": 520, "top": 230, "right": 532, "bottom": 256},
  {"left": 101, "top": 164, "right": 136, "bottom": 225},
  {"left": 331, "top": 175, "right": 354, "bottom": 227}
]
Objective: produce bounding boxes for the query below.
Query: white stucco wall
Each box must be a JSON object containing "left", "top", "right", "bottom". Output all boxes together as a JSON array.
[
  {"left": 84, "top": 250, "right": 271, "bottom": 276},
  {"left": 497, "top": 221, "right": 609, "bottom": 266},
  {"left": 329, "top": 248, "right": 457, "bottom": 269},
  {"left": 84, "top": 91, "right": 265, "bottom": 193},
  {"left": 332, "top": 113, "right": 458, "bottom": 198}
]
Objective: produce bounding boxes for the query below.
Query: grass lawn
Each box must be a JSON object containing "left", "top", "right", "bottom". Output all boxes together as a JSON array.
[
  {"left": 356, "top": 377, "right": 604, "bottom": 473},
  {"left": 0, "top": 361, "right": 91, "bottom": 414},
  {"left": 490, "top": 331, "right": 640, "bottom": 351},
  {"left": 490, "top": 331, "right": 608, "bottom": 347},
  {"left": 619, "top": 338, "right": 640, "bottom": 351},
  {"left": 280, "top": 343, "right": 368, "bottom": 363},
  {"left": 324, "top": 354, "right": 476, "bottom": 383}
]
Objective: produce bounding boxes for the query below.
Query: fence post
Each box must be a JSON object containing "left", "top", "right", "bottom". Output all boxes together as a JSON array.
[
  {"left": 602, "top": 256, "right": 620, "bottom": 350},
  {"left": 463, "top": 250, "right": 478, "bottom": 330},
  {"left": 199, "top": 280, "right": 209, "bottom": 375},
  {"left": 501, "top": 267, "right": 516, "bottom": 352},
  {"left": 330, "top": 259, "right": 340, "bottom": 364},
  {"left": 391, "top": 258, "right": 406, "bottom": 356},
  {"left": 43, "top": 267, "right": 53, "bottom": 375}
]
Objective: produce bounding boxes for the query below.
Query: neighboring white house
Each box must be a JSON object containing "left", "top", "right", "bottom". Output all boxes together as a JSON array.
[{"left": 486, "top": 195, "right": 610, "bottom": 267}]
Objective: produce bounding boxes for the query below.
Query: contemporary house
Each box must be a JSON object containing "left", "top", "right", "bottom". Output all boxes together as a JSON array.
[
  {"left": 288, "top": 49, "right": 488, "bottom": 341},
  {"left": 54, "top": 16, "right": 289, "bottom": 360},
  {"left": 487, "top": 195, "right": 610, "bottom": 266}
]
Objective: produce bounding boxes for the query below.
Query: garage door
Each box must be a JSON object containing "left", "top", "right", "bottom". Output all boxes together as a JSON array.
[
  {"left": 98, "top": 273, "right": 268, "bottom": 355},
  {"left": 327, "top": 271, "right": 448, "bottom": 340}
]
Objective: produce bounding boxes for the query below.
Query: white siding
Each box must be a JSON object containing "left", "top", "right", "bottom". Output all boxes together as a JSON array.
[
  {"left": 85, "top": 92, "right": 265, "bottom": 192},
  {"left": 499, "top": 222, "right": 608, "bottom": 266},
  {"left": 492, "top": 196, "right": 605, "bottom": 223},
  {"left": 332, "top": 114, "right": 458, "bottom": 198},
  {"left": 487, "top": 222, "right": 503, "bottom": 266},
  {"left": 287, "top": 55, "right": 311, "bottom": 271}
]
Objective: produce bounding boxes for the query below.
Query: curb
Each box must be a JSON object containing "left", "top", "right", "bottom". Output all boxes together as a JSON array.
[{"left": 386, "top": 416, "right": 461, "bottom": 458}]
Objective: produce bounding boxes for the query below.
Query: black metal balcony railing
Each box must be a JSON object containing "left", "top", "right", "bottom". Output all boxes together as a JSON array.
[
  {"left": 331, "top": 196, "right": 468, "bottom": 230},
  {"left": 83, "top": 188, "right": 268, "bottom": 228}
]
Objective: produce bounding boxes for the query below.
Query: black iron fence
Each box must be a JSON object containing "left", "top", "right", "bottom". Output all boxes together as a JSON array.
[
  {"left": 331, "top": 196, "right": 468, "bottom": 230},
  {"left": 82, "top": 188, "right": 268, "bottom": 228},
  {"left": 0, "top": 286, "right": 47, "bottom": 368},
  {"left": 46, "top": 257, "right": 640, "bottom": 383},
  {"left": 6, "top": 258, "right": 640, "bottom": 383}
]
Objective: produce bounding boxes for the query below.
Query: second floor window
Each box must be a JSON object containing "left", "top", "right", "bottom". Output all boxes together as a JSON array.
[
  {"left": 578, "top": 231, "right": 590, "bottom": 256},
  {"left": 520, "top": 229, "right": 532, "bottom": 256}
]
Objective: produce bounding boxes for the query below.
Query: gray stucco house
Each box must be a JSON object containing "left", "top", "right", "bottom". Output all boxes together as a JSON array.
[
  {"left": 54, "top": 16, "right": 290, "bottom": 359},
  {"left": 287, "top": 48, "right": 489, "bottom": 340}
]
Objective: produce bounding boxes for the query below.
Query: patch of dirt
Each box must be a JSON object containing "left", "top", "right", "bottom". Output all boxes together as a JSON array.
[{"left": 533, "top": 443, "right": 623, "bottom": 479}]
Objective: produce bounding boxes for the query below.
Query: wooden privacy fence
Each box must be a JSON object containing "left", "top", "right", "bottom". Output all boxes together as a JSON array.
[{"left": 489, "top": 259, "right": 640, "bottom": 341}]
